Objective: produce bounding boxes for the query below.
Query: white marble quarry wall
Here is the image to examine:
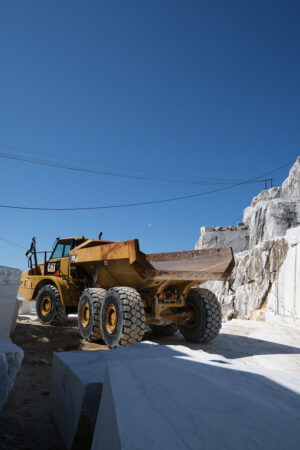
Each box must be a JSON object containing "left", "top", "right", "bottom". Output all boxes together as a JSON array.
[
  {"left": 202, "top": 227, "right": 300, "bottom": 324},
  {"left": 243, "top": 158, "right": 300, "bottom": 249},
  {"left": 281, "top": 156, "right": 300, "bottom": 199},
  {"left": 196, "top": 225, "right": 249, "bottom": 253},
  {"left": 198, "top": 157, "right": 300, "bottom": 324},
  {"left": 243, "top": 198, "right": 300, "bottom": 249},
  {"left": 266, "top": 228, "right": 300, "bottom": 323},
  {"left": 0, "top": 266, "right": 22, "bottom": 337}
]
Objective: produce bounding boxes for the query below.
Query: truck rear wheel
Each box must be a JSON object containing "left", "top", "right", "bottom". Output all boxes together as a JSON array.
[
  {"left": 36, "top": 285, "right": 67, "bottom": 325},
  {"left": 78, "top": 288, "right": 106, "bottom": 341},
  {"left": 149, "top": 323, "right": 178, "bottom": 336},
  {"left": 179, "top": 288, "right": 222, "bottom": 343},
  {"left": 100, "top": 287, "right": 145, "bottom": 349}
]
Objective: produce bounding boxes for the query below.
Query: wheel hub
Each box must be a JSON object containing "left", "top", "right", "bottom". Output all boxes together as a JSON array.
[
  {"left": 185, "top": 303, "right": 198, "bottom": 328},
  {"left": 105, "top": 304, "right": 117, "bottom": 334},
  {"left": 81, "top": 302, "right": 90, "bottom": 328},
  {"left": 40, "top": 296, "right": 51, "bottom": 317}
]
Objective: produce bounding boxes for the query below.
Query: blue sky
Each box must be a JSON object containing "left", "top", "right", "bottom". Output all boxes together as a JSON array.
[{"left": 0, "top": 0, "right": 299, "bottom": 270}]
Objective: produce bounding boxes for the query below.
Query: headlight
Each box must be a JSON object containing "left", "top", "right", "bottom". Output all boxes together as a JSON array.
[{"left": 70, "top": 254, "right": 77, "bottom": 263}]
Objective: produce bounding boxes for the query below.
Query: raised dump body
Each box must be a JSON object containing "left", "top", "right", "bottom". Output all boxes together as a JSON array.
[
  {"left": 145, "top": 248, "right": 234, "bottom": 281},
  {"left": 19, "top": 236, "right": 234, "bottom": 348},
  {"left": 69, "top": 239, "right": 234, "bottom": 289}
]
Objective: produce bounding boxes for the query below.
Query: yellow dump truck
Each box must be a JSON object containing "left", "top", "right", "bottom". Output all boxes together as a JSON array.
[{"left": 18, "top": 236, "right": 234, "bottom": 348}]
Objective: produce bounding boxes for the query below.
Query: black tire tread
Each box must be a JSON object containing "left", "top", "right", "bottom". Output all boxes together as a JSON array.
[
  {"left": 103, "top": 286, "right": 145, "bottom": 347},
  {"left": 79, "top": 288, "right": 106, "bottom": 341},
  {"left": 180, "top": 288, "right": 222, "bottom": 343},
  {"left": 36, "top": 284, "right": 67, "bottom": 325},
  {"left": 50, "top": 285, "right": 67, "bottom": 325}
]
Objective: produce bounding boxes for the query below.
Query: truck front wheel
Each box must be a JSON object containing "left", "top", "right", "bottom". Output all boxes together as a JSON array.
[
  {"left": 36, "top": 285, "right": 67, "bottom": 325},
  {"left": 78, "top": 288, "right": 106, "bottom": 341},
  {"left": 100, "top": 287, "right": 145, "bottom": 349},
  {"left": 179, "top": 288, "right": 222, "bottom": 343}
]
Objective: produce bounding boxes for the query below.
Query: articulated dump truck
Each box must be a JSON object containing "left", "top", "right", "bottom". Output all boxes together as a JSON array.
[{"left": 18, "top": 236, "right": 234, "bottom": 348}]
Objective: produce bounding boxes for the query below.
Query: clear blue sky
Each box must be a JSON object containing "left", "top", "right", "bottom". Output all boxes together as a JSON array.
[{"left": 0, "top": 0, "right": 299, "bottom": 270}]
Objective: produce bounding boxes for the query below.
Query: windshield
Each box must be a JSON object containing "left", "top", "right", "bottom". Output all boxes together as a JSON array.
[{"left": 50, "top": 238, "right": 85, "bottom": 260}]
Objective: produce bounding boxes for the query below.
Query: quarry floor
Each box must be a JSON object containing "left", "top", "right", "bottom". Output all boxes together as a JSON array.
[{"left": 1, "top": 317, "right": 300, "bottom": 450}]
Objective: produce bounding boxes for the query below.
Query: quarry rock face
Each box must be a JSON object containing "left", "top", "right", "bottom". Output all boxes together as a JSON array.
[
  {"left": 281, "top": 156, "right": 300, "bottom": 199},
  {"left": 243, "top": 197, "right": 300, "bottom": 249},
  {"left": 196, "top": 225, "right": 249, "bottom": 253},
  {"left": 198, "top": 157, "right": 300, "bottom": 324},
  {"left": 243, "top": 158, "right": 300, "bottom": 248}
]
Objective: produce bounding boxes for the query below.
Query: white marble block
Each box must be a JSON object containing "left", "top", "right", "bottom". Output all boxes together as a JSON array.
[
  {"left": 0, "top": 338, "right": 24, "bottom": 411},
  {"left": 0, "top": 266, "right": 22, "bottom": 337},
  {"left": 51, "top": 343, "right": 181, "bottom": 449},
  {"left": 18, "top": 297, "right": 34, "bottom": 315},
  {"left": 92, "top": 356, "right": 300, "bottom": 450}
]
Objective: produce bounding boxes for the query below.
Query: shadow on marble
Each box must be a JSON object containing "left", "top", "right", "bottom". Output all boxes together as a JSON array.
[
  {"left": 144, "top": 331, "right": 300, "bottom": 359},
  {"left": 92, "top": 354, "right": 300, "bottom": 450},
  {"left": 51, "top": 343, "right": 188, "bottom": 449}
]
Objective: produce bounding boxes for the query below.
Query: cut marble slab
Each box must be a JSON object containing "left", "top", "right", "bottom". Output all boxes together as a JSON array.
[
  {"left": 18, "top": 297, "right": 33, "bottom": 315},
  {"left": 0, "top": 338, "right": 24, "bottom": 411},
  {"left": 0, "top": 266, "right": 22, "bottom": 337},
  {"left": 51, "top": 343, "right": 185, "bottom": 449},
  {"left": 92, "top": 356, "right": 300, "bottom": 450}
]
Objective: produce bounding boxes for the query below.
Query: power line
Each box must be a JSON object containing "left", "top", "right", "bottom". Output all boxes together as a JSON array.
[
  {"left": 0, "top": 160, "right": 292, "bottom": 211},
  {"left": 0, "top": 143, "right": 249, "bottom": 184},
  {"left": 0, "top": 145, "right": 280, "bottom": 187},
  {"left": 0, "top": 236, "right": 27, "bottom": 249},
  {"left": 0, "top": 152, "right": 152, "bottom": 181}
]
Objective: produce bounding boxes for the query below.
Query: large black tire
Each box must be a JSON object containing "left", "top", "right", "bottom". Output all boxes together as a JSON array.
[
  {"left": 149, "top": 323, "right": 178, "bottom": 336},
  {"left": 36, "top": 285, "right": 67, "bottom": 325},
  {"left": 78, "top": 288, "right": 106, "bottom": 341},
  {"left": 100, "top": 287, "right": 145, "bottom": 349},
  {"left": 179, "top": 288, "right": 222, "bottom": 343}
]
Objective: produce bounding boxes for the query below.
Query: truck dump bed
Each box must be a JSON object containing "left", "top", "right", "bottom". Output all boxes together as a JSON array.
[
  {"left": 145, "top": 248, "right": 234, "bottom": 281},
  {"left": 70, "top": 239, "right": 234, "bottom": 289}
]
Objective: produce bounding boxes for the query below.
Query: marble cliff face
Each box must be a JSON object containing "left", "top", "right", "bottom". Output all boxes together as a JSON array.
[{"left": 196, "top": 157, "right": 300, "bottom": 324}]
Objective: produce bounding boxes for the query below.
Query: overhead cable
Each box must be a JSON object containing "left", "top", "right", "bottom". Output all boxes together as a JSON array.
[
  {"left": 0, "top": 161, "right": 292, "bottom": 211},
  {"left": 0, "top": 145, "right": 280, "bottom": 186}
]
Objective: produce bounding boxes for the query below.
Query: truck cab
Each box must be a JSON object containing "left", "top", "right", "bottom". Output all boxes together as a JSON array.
[{"left": 18, "top": 237, "right": 87, "bottom": 305}]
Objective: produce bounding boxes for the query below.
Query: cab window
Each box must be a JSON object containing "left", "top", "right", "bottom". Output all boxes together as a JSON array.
[
  {"left": 63, "top": 244, "right": 72, "bottom": 257},
  {"left": 51, "top": 243, "right": 64, "bottom": 259},
  {"left": 50, "top": 239, "right": 74, "bottom": 260}
]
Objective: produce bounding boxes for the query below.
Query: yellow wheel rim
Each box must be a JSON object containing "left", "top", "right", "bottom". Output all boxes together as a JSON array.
[
  {"left": 40, "top": 296, "right": 52, "bottom": 317},
  {"left": 81, "top": 302, "right": 90, "bottom": 328},
  {"left": 105, "top": 304, "right": 118, "bottom": 334}
]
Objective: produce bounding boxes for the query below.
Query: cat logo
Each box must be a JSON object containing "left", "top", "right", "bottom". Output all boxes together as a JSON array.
[{"left": 47, "top": 263, "right": 56, "bottom": 273}]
